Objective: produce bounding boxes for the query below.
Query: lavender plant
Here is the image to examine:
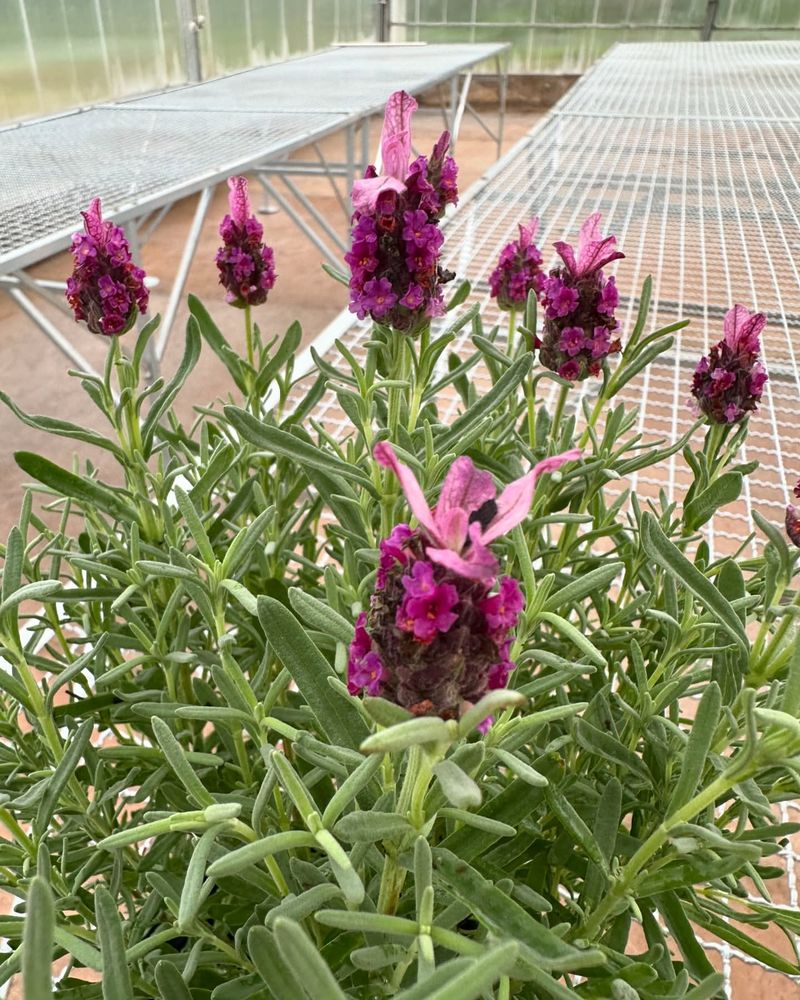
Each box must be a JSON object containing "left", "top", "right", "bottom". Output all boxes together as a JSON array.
[{"left": 2, "top": 93, "right": 800, "bottom": 1000}]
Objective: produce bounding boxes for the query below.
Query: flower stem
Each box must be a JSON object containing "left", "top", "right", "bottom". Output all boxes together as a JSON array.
[
  {"left": 549, "top": 382, "right": 570, "bottom": 451},
  {"left": 576, "top": 763, "right": 751, "bottom": 942},
  {"left": 244, "top": 304, "right": 254, "bottom": 369},
  {"left": 507, "top": 307, "right": 517, "bottom": 357}
]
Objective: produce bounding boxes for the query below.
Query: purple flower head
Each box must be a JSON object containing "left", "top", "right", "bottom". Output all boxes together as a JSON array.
[
  {"left": 216, "top": 176, "right": 276, "bottom": 309},
  {"left": 65, "top": 198, "right": 148, "bottom": 337},
  {"left": 348, "top": 541, "right": 526, "bottom": 722},
  {"left": 489, "top": 217, "right": 546, "bottom": 312},
  {"left": 690, "top": 305, "right": 768, "bottom": 424},
  {"left": 795, "top": 478, "right": 800, "bottom": 500},
  {"left": 374, "top": 442, "right": 581, "bottom": 581},
  {"left": 345, "top": 445, "right": 575, "bottom": 719},
  {"left": 346, "top": 96, "right": 458, "bottom": 335},
  {"left": 539, "top": 213, "right": 624, "bottom": 381}
]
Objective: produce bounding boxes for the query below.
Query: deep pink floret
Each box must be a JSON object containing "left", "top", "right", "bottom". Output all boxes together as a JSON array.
[
  {"left": 397, "top": 561, "right": 459, "bottom": 643},
  {"left": 347, "top": 613, "right": 387, "bottom": 696}
]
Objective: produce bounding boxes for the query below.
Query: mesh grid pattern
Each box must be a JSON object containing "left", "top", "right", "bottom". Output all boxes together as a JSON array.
[
  {"left": 0, "top": 42, "right": 505, "bottom": 273},
  {"left": 0, "top": 107, "right": 345, "bottom": 273},
  {"left": 117, "top": 43, "right": 506, "bottom": 115},
  {"left": 284, "top": 42, "right": 800, "bottom": 993}
]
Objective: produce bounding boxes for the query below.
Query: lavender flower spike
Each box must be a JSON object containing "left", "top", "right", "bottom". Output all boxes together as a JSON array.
[
  {"left": 374, "top": 442, "right": 581, "bottom": 580},
  {"left": 690, "top": 305, "right": 768, "bottom": 424},
  {"left": 346, "top": 91, "right": 458, "bottom": 335},
  {"left": 539, "top": 213, "right": 624, "bottom": 380},
  {"left": 216, "top": 176, "right": 276, "bottom": 309},
  {"left": 348, "top": 446, "right": 571, "bottom": 720},
  {"left": 65, "top": 198, "right": 148, "bottom": 337},
  {"left": 351, "top": 91, "right": 417, "bottom": 213},
  {"left": 489, "top": 217, "right": 546, "bottom": 312}
]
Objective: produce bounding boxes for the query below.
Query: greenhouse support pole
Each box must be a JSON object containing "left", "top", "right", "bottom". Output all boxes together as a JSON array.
[
  {"left": 177, "top": 0, "right": 203, "bottom": 82},
  {"left": 701, "top": 0, "right": 718, "bottom": 40},
  {"left": 376, "top": 0, "right": 391, "bottom": 42}
]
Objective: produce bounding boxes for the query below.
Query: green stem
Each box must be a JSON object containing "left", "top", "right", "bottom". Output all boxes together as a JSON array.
[
  {"left": 377, "top": 746, "right": 423, "bottom": 914},
  {"left": 525, "top": 378, "right": 537, "bottom": 452},
  {"left": 407, "top": 327, "right": 430, "bottom": 433},
  {"left": 507, "top": 307, "right": 517, "bottom": 357},
  {"left": 577, "top": 764, "right": 750, "bottom": 941},
  {"left": 244, "top": 304, "right": 254, "bottom": 368},
  {"left": 549, "top": 382, "right": 570, "bottom": 452}
]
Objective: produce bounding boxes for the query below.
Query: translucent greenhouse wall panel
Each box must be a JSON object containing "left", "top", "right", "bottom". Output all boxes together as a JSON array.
[
  {"left": 390, "top": 0, "right": 800, "bottom": 72},
  {"left": 0, "top": 0, "right": 376, "bottom": 123}
]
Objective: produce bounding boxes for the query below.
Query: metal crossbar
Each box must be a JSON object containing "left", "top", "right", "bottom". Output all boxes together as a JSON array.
[
  {"left": 287, "top": 44, "right": 800, "bottom": 992},
  {"left": 0, "top": 42, "right": 508, "bottom": 379}
]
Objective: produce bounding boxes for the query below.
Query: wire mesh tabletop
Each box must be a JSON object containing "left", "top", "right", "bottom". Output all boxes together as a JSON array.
[
  {"left": 0, "top": 42, "right": 507, "bottom": 274},
  {"left": 114, "top": 43, "right": 507, "bottom": 115},
  {"left": 293, "top": 40, "right": 800, "bottom": 562},
  {"left": 0, "top": 107, "right": 346, "bottom": 273}
]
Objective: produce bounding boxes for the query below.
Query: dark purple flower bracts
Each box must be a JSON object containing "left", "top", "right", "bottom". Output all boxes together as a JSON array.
[
  {"left": 786, "top": 478, "right": 800, "bottom": 548},
  {"left": 489, "top": 218, "right": 546, "bottom": 312},
  {"left": 216, "top": 176, "right": 276, "bottom": 309},
  {"left": 539, "top": 213, "right": 624, "bottom": 380},
  {"left": 347, "top": 443, "right": 580, "bottom": 722},
  {"left": 346, "top": 92, "right": 458, "bottom": 335},
  {"left": 65, "top": 198, "right": 148, "bottom": 337},
  {"left": 690, "top": 305, "right": 768, "bottom": 424}
]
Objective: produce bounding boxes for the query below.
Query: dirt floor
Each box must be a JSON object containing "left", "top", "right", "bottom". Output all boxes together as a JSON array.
[{"left": 0, "top": 109, "right": 532, "bottom": 539}]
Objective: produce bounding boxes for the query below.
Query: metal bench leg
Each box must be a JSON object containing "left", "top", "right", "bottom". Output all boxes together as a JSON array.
[
  {"left": 155, "top": 184, "right": 216, "bottom": 366},
  {"left": 3, "top": 285, "right": 97, "bottom": 376}
]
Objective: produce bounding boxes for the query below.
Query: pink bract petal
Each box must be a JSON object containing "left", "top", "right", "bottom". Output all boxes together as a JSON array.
[
  {"left": 227, "top": 176, "right": 251, "bottom": 227},
  {"left": 723, "top": 304, "right": 766, "bottom": 351},
  {"left": 81, "top": 197, "right": 105, "bottom": 244},
  {"left": 436, "top": 456, "right": 496, "bottom": 518},
  {"left": 518, "top": 217, "right": 540, "bottom": 249},
  {"left": 351, "top": 175, "right": 406, "bottom": 213},
  {"left": 380, "top": 91, "right": 418, "bottom": 180},
  {"left": 427, "top": 524, "right": 499, "bottom": 580},
  {"left": 374, "top": 442, "right": 438, "bottom": 539},
  {"left": 435, "top": 507, "right": 469, "bottom": 553},
  {"left": 481, "top": 448, "right": 581, "bottom": 544},
  {"left": 554, "top": 212, "right": 624, "bottom": 278},
  {"left": 553, "top": 239, "right": 577, "bottom": 275}
]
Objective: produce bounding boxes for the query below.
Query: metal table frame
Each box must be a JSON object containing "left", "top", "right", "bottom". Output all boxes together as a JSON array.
[{"left": 0, "top": 42, "right": 508, "bottom": 380}]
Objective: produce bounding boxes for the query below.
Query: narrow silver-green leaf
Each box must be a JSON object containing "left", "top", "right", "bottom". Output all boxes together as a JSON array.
[
  {"left": 272, "top": 917, "right": 348, "bottom": 999},
  {"left": 666, "top": 682, "right": 721, "bottom": 816},
  {"left": 22, "top": 876, "right": 54, "bottom": 1000},
  {"left": 151, "top": 716, "right": 215, "bottom": 808},
  {"left": 95, "top": 886, "right": 134, "bottom": 1000}
]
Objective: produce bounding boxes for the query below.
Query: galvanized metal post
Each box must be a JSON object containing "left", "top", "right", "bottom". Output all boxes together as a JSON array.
[
  {"left": 376, "top": 0, "right": 391, "bottom": 42},
  {"left": 701, "top": 0, "right": 718, "bottom": 40},
  {"left": 176, "top": 0, "right": 203, "bottom": 82}
]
